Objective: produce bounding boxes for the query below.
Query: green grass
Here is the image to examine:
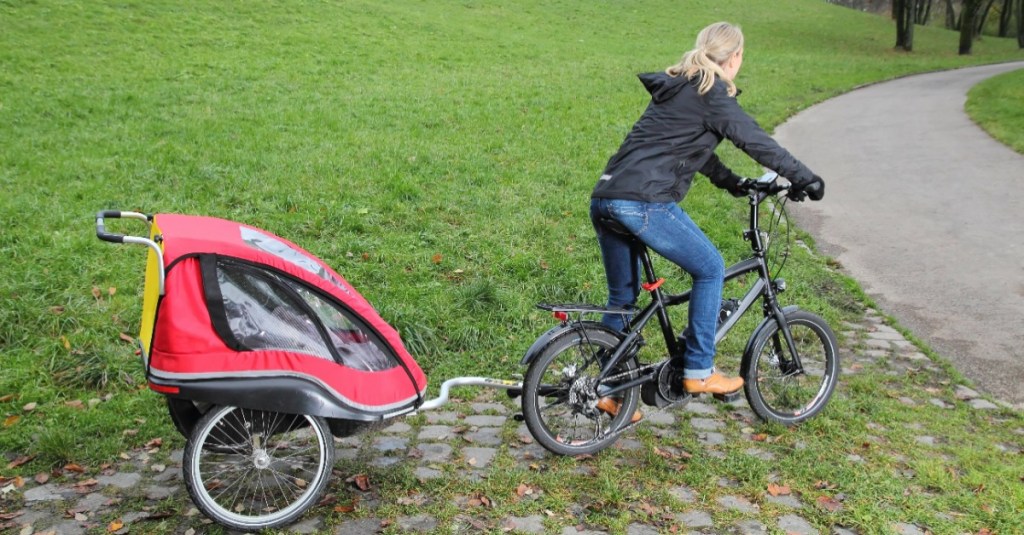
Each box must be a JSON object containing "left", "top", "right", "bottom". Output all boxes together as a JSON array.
[
  {"left": 1, "top": 0, "right": 1022, "bottom": 533},
  {"left": 966, "top": 67, "right": 1024, "bottom": 154}
]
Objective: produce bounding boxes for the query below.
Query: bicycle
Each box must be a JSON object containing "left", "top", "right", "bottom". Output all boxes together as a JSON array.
[{"left": 519, "top": 172, "right": 840, "bottom": 456}]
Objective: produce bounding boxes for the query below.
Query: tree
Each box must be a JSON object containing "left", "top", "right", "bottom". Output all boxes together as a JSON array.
[
  {"left": 916, "top": 0, "right": 934, "bottom": 23},
  {"left": 1019, "top": 0, "right": 1024, "bottom": 47},
  {"left": 959, "top": 0, "right": 983, "bottom": 53},
  {"left": 998, "top": 0, "right": 1013, "bottom": 36},
  {"left": 895, "top": 0, "right": 917, "bottom": 50},
  {"left": 945, "top": 0, "right": 959, "bottom": 28}
]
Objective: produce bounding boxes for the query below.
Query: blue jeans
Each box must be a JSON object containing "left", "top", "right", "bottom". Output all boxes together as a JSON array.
[{"left": 590, "top": 198, "right": 725, "bottom": 380}]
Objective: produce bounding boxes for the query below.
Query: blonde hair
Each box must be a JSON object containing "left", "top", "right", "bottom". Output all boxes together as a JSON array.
[{"left": 666, "top": 22, "right": 744, "bottom": 96}]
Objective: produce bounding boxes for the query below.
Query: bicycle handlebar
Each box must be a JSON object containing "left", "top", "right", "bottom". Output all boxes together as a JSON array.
[{"left": 738, "top": 172, "right": 788, "bottom": 197}]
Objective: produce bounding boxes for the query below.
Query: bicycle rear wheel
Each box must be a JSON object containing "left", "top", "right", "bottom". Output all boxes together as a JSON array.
[
  {"left": 521, "top": 326, "right": 639, "bottom": 456},
  {"left": 743, "top": 310, "right": 839, "bottom": 425},
  {"left": 183, "top": 406, "right": 333, "bottom": 531}
]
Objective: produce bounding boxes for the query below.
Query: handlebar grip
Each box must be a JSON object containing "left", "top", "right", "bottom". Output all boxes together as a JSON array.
[{"left": 96, "top": 210, "right": 125, "bottom": 243}]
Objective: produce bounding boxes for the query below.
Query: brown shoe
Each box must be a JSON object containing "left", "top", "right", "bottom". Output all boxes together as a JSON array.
[
  {"left": 595, "top": 397, "right": 642, "bottom": 423},
  {"left": 683, "top": 372, "right": 744, "bottom": 395}
]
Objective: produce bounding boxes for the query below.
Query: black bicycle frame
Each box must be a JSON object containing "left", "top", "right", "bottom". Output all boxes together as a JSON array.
[{"left": 592, "top": 188, "right": 805, "bottom": 398}]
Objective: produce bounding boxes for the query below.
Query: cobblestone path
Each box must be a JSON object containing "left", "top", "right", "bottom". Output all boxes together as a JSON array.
[{"left": 3, "top": 310, "right": 1015, "bottom": 535}]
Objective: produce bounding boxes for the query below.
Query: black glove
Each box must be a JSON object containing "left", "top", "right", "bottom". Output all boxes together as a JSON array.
[
  {"left": 725, "top": 173, "right": 749, "bottom": 198},
  {"left": 788, "top": 175, "right": 825, "bottom": 202}
]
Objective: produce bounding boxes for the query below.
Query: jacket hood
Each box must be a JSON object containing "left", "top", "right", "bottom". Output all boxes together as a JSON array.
[{"left": 638, "top": 72, "right": 690, "bottom": 103}]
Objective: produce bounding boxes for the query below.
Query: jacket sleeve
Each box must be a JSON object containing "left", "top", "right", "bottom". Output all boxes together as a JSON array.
[
  {"left": 702, "top": 84, "right": 815, "bottom": 186},
  {"left": 700, "top": 153, "right": 745, "bottom": 195}
]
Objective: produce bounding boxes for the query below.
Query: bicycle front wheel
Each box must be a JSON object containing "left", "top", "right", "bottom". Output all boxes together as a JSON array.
[
  {"left": 522, "top": 326, "right": 639, "bottom": 456},
  {"left": 743, "top": 310, "right": 839, "bottom": 425},
  {"left": 183, "top": 406, "right": 334, "bottom": 531}
]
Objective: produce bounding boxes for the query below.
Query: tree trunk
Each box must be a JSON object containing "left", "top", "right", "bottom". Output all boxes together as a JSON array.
[
  {"left": 998, "top": 0, "right": 1013, "bottom": 36},
  {"left": 896, "top": 0, "right": 916, "bottom": 50},
  {"left": 960, "top": 0, "right": 982, "bottom": 53},
  {"left": 946, "top": 0, "right": 959, "bottom": 29},
  {"left": 916, "top": 0, "right": 934, "bottom": 24},
  {"left": 1018, "top": 0, "right": 1024, "bottom": 47},
  {"left": 976, "top": 0, "right": 999, "bottom": 33}
]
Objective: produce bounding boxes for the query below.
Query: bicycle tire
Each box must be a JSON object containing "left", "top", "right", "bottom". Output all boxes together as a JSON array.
[
  {"left": 183, "top": 405, "right": 333, "bottom": 531},
  {"left": 742, "top": 310, "right": 839, "bottom": 425},
  {"left": 522, "top": 325, "right": 640, "bottom": 456}
]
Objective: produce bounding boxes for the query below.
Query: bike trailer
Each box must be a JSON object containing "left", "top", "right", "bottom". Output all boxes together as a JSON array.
[{"left": 99, "top": 211, "right": 427, "bottom": 421}]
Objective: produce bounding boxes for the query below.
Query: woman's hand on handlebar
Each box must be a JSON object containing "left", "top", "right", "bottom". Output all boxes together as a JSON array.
[{"left": 787, "top": 174, "right": 825, "bottom": 202}]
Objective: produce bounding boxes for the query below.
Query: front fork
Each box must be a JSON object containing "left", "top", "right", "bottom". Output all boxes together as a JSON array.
[{"left": 762, "top": 286, "right": 805, "bottom": 376}]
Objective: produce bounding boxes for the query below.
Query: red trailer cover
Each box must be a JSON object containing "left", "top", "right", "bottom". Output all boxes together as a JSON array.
[{"left": 147, "top": 214, "right": 427, "bottom": 414}]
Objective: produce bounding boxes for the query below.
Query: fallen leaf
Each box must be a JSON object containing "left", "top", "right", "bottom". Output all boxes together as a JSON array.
[
  {"left": 515, "top": 483, "right": 532, "bottom": 497},
  {"left": 61, "top": 336, "right": 71, "bottom": 350},
  {"left": 3, "top": 415, "right": 19, "bottom": 427},
  {"left": 92, "top": 286, "right": 102, "bottom": 300},
  {"left": 108, "top": 287, "right": 116, "bottom": 297},
  {"left": 334, "top": 503, "right": 356, "bottom": 513},
  {"left": 767, "top": 483, "right": 791, "bottom": 496},
  {"left": 73, "top": 478, "right": 99, "bottom": 489},
  {"left": 0, "top": 394, "right": 14, "bottom": 403},
  {"left": 22, "top": 402, "right": 37, "bottom": 412},
  {"left": 351, "top": 473, "right": 371, "bottom": 491},
  {"left": 813, "top": 480, "right": 837, "bottom": 490},
  {"left": 35, "top": 473, "right": 50, "bottom": 484},
  {"left": 0, "top": 512, "right": 23, "bottom": 520},
  {"left": 74, "top": 512, "right": 88, "bottom": 521},
  {"left": 64, "top": 463, "right": 86, "bottom": 473},
  {"left": 816, "top": 495, "right": 843, "bottom": 512},
  {"left": 65, "top": 400, "right": 84, "bottom": 410},
  {"left": 752, "top": 433, "right": 769, "bottom": 442},
  {"left": 144, "top": 437, "right": 163, "bottom": 448},
  {"left": 107, "top": 519, "right": 123, "bottom": 532},
  {"left": 431, "top": 253, "right": 443, "bottom": 264},
  {"left": 7, "top": 455, "right": 35, "bottom": 468},
  {"left": 49, "top": 306, "right": 66, "bottom": 315},
  {"left": 653, "top": 447, "right": 674, "bottom": 459},
  {"left": 13, "top": 476, "right": 24, "bottom": 488},
  {"left": 118, "top": 333, "right": 135, "bottom": 344}
]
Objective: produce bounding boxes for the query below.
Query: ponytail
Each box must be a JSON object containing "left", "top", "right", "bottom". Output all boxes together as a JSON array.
[{"left": 665, "top": 22, "right": 744, "bottom": 96}]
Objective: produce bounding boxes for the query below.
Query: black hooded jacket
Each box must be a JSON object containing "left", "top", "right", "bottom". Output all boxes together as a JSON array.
[{"left": 592, "top": 72, "right": 816, "bottom": 203}]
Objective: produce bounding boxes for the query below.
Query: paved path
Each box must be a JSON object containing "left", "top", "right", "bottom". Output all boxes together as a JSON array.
[
  {"left": 775, "top": 61, "right": 1024, "bottom": 407},
  {"left": 3, "top": 312, "right": 1008, "bottom": 535}
]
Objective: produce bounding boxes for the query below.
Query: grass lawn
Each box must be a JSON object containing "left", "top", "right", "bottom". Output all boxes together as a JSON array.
[
  {"left": 1, "top": 1, "right": 1023, "bottom": 533},
  {"left": 966, "top": 67, "right": 1024, "bottom": 154}
]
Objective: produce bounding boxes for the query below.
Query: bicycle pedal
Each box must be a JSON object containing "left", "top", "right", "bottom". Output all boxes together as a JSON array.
[
  {"left": 712, "top": 391, "right": 742, "bottom": 403},
  {"left": 512, "top": 413, "right": 525, "bottom": 422}
]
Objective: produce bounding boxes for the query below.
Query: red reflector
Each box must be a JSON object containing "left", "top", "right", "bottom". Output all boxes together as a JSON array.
[
  {"left": 642, "top": 278, "right": 666, "bottom": 291},
  {"left": 149, "top": 382, "right": 180, "bottom": 395},
  {"left": 553, "top": 311, "right": 569, "bottom": 322}
]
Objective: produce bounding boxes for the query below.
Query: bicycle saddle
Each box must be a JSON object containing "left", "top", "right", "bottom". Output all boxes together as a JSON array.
[{"left": 599, "top": 217, "right": 635, "bottom": 237}]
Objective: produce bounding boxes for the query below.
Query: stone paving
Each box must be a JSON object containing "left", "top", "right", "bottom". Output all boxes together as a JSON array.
[{"left": 1, "top": 310, "right": 1016, "bottom": 535}]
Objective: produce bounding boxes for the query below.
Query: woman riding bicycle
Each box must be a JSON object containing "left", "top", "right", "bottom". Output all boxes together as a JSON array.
[{"left": 590, "top": 22, "right": 825, "bottom": 418}]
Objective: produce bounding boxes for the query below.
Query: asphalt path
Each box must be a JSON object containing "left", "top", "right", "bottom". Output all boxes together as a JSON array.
[{"left": 774, "top": 61, "right": 1024, "bottom": 407}]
